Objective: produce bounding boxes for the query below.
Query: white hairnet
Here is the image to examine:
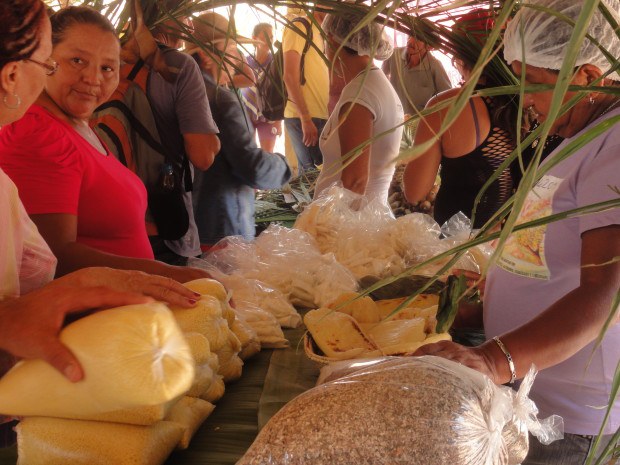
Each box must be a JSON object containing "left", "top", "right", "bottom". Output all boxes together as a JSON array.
[
  {"left": 322, "top": 13, "right": 393, "bottom": 61},
  {"left": 504, "top": 0, "right": 620, "bottom": 81}
]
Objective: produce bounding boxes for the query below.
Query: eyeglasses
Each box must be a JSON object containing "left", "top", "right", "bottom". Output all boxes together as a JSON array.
[{"left": 24, "top": 57, "right": 59, "bottom": 76}]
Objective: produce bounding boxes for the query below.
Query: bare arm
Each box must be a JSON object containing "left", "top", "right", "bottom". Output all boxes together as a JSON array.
[
  {"left": 338, "top": 102, "right": 373, "bottom": 195},
  {"left": 402, "top": 99, "right": 443, "bottom": 203},
  {"left": 283, "top": 49, "right": 317, "bottom": 146},
  {"left": 184, "top": 133, "right": 220, "bottom": 171},
  {"left": 416, "top": 225, "right": 620, "bottom": 384},
  {"left": 31, "top": 214, "right": 211, "bottom": 285},
  {"left": 487, "top": 225, "right": 620, "bottom": 381},
  {"left": 0, "top": 278, "right": 151, "bottom": 381}
]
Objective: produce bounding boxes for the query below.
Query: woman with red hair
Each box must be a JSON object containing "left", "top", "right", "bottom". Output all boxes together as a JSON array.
[{"left": 403, "top": 10, "right": 515, "bottom": 229}]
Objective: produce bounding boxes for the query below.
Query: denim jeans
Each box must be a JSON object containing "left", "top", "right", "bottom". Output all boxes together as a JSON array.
[
  {"left": 524, "top": 432, "right": 619, "bottom": 465},
  {"left": 284, "top": 117, "right": 327, "bottom": 173}
]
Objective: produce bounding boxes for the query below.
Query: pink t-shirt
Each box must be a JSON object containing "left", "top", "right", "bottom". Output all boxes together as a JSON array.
[{"left": 0, "top": 105, "right": 153, "bottom": 259}]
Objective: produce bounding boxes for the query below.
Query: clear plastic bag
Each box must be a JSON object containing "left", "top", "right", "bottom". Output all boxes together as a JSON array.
[
  {"left": 296, "top": 186, "right": 402, "bottom": 279},
  {"left": 295, "top": 187, "right": 490, "bottom": 280},
  {"left": 203, "top": 225, "right": 358, "bottom": 309},
  {"left": 393, "top": 212, "right": 492, "bottom": 276},
  {"left": 439, "top": 212, "right": 491, "bottom": 273},
  {"left": 199, "top": 236, "right": 260, "bottom": 276},
  {"left": 238, "top": 356, "right": 563, "bottom": 465},
  {"left": 188, "top": 258, "right": 290, "bottom": 347},
  {"left": 233, "top": 303, "right": 289, "bottom": 349},
  {"left": 295, "top": 185, "right": 394, "bottom": 257},
  {"left": 190, "top": 260, "right": 301, "bottom": 329}
]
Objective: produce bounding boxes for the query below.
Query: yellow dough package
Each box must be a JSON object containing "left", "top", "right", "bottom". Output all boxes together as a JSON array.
[
  {"left": 16, "top": 417, "right": 183, "bottom": 465},
  {"left": 165, "top": 396, "right": 215, "bottom": 449},
  {"left": 0, "top": 303, "right": 194, "bottom": 418}
]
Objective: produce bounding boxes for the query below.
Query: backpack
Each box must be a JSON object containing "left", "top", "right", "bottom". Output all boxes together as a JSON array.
[
  {"left": 90, "top": 60, "right": 191, "bottom": 241},
  {"left": 256, "top": 17, "right": 312, "bottom": 121}
]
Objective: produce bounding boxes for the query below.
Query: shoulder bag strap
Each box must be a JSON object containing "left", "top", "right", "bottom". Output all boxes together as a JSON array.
[{"left": 292, "top": 17, "right": 313, "bottom": 86}]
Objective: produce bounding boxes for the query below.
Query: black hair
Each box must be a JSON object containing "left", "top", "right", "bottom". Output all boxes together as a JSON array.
[
  {"left": 341, "top": 45, "right": 358, "bottom": 56},
  {"left": 50, "top": 5, "right": 117, "bottom": 46},
  {"left": 447, "top": 45, "right": 518, "bottom": 140},
  {"left": 0, "top": 0, "right": 48, "bottom": 68}
]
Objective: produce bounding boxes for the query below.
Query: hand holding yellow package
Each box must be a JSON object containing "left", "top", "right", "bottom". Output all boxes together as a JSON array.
[{"left": 0, "top": 303, "right": 194, "bottom": 418}]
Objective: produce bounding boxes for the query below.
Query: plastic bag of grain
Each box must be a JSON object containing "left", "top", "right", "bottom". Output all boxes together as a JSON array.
[{"left": 237, "top": 356, "right": 563, "bottom": 465}]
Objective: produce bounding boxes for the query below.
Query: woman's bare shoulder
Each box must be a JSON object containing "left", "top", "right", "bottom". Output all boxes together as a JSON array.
[{"left": 425, "top": 87, "right": 462, "bottom": 109}]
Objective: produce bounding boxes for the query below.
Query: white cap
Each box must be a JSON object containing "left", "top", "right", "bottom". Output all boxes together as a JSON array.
[
  {"left": 322, "top": 12, "right": 393, "bottom": 61},
  {"left": 503, "top": 0, "right": 620, "bottom": 81}
]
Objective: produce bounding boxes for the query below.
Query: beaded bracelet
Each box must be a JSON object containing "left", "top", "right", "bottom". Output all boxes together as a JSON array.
[{"left": 493, "top": 336, "right": 516, "bottom": 385}]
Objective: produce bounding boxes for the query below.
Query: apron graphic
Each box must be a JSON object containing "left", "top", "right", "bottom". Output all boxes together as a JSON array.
[{"left": 498, "top": 175, "right": 562, "bottom": 280}]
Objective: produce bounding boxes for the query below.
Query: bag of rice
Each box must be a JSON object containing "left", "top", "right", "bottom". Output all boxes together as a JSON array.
[{"left": 238, "top": 356, "right": 563, "bottom": 465}]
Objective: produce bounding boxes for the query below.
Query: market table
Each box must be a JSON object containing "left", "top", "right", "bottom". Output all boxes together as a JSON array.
[
  {"left": 0, "top": 323, "right": 319, "bottom": 465},
  {"left": 167, "top": 322, "right": 319, "bottom": 464}
]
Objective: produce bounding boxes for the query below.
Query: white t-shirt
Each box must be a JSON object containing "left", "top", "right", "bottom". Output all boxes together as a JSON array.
[
  {"left": 0, "top": 168, "right": 56, "bottom": 299},
  {"left": 315, "top": 68, "right": 404, "bottom": 202},
  {"left": 484, "top": 108, "right": 620, "bottom": 435}
]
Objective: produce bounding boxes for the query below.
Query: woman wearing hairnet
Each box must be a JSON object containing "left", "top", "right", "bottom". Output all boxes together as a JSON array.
[
  {"left": 402, "top": 10, "right": 517, "bottom": 229},
  {"left": 415, "top": 1, "right": 620, "bottom": 463},
  {"left": 313, "top": 13, "right": 404, "bottom": 203}
]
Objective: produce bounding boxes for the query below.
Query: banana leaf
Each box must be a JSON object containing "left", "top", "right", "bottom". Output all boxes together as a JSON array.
[
  {"left": 435, "top": 273, "right": 468, "bottom": 333},
  {"left": 359, "top": 274, "right": 446, "bottom": 300}
]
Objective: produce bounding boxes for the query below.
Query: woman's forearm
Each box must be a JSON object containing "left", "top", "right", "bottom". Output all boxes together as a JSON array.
[
  {"left": 483, "top": 282, "right": 619, "bottom": 382},
  {"left": 53, "top": 242, "right": 173, "bottom": 278},
  {"left": 480, "top": 226, "right": 620, "bottom": 382}
]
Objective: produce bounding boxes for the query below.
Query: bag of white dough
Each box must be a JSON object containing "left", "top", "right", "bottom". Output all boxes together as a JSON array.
[{"left": 238, "top": 356, "right": 563, "bottom": 465}]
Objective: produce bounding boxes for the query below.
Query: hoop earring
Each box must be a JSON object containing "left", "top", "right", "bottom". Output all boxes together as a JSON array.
[{"left": 3, "top": 93, "right": 21, "bottom": 110}]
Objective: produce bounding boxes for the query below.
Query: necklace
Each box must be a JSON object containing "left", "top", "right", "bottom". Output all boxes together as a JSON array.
[{"left": 596, "top": 98, "right": 620, "bottom": 119}]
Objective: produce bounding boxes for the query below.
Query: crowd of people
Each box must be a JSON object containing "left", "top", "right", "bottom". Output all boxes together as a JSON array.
[{"left": 0, "top": 0, "right": 618, "bottom": 463}]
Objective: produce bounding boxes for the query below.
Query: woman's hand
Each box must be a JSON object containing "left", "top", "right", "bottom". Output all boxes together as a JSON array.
[
  {"left": 0, "top": 282, "right": 151, "bottom": 382},
  {"left": 64, "top": 267, "right": 203, "bottom": 308},
  {"left": 412, "top": 340, "right": 504, "bottom": 384},
  {"left": 453, "top": 269, "right": 486, "bottom": 301}
]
